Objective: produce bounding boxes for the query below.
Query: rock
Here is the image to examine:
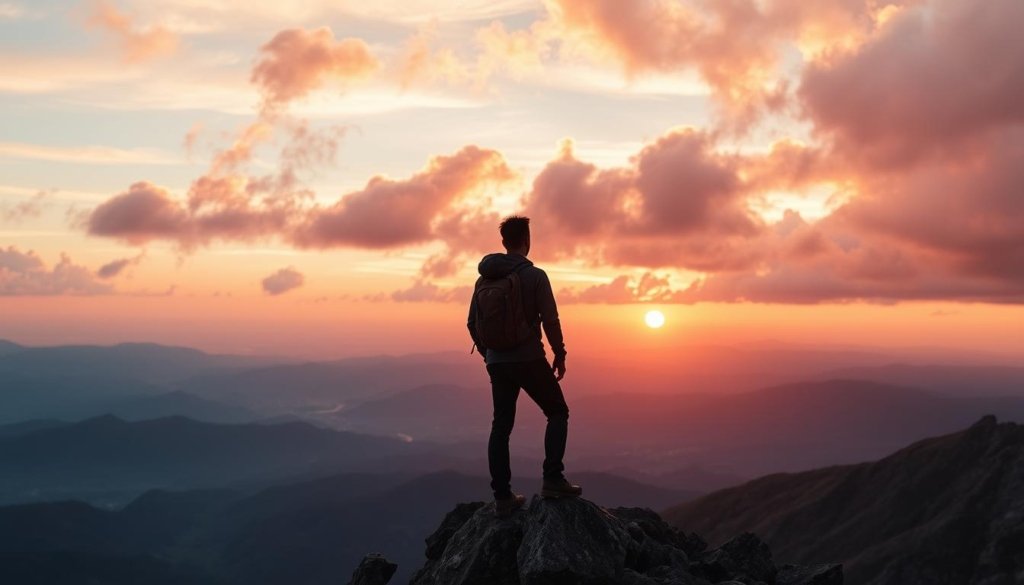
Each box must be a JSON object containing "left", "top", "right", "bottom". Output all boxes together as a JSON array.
[
  {"left": 777, "top": 563, "right": 843, "bottom": 585},
  {"left": 696, "top": 533, "right": 776, "bottom": 584},
  {"left": 346, "top": 553, "right": 397, "bottom": 585},
  {"left": 410, "top": 501, "right": 523, "bottom": 585},
  {"left": 409, "top": 498, "right": 841, "bottom": 585},
  {"left": 517, "top": 497, "right": 633, "bottom": 584},
  {"left": 424, "top": 501, "right": 486, "bottom": 560}
]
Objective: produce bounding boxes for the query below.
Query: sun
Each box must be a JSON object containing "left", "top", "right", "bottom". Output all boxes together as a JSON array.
[{"left": 644, "top": 309, "right": 665, "bottom": 329}]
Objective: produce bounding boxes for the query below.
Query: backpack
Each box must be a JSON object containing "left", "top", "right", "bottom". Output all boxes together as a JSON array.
[{"left": 472, "top": 263, "right": 535, "bottom": 351}]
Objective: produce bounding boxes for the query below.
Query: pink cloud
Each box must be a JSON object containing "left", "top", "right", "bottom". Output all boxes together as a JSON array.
[
  {"left": 0, "top": 246, "right": 112, "bottom": 296},
  {"left": 294, "top": 145, "right": 515, "bottom": 249},
  {"left": 525, "top": 129, "right": 764, "bottom": 270},
  {"left": 96, "top": 252, "right": 144, "bottom": 279},
  {"left": 261, "top": 266, "right": 305, "bottom": 295},
  {"left": 87, "top": 182, "right": 191, "bottom": 245},
  {"left": 252, "top": 27, "right": 378, "bottom": 109},
  {"left": 799, "top": 0, "right": 1024, "bottom": 167}
]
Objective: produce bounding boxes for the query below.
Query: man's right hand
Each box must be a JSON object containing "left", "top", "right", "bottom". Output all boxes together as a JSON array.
[{"left": 552, "top": 357, "right": 566, "bottom": 381}]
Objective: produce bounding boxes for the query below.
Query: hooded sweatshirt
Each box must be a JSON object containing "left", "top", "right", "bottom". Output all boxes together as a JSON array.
[{"left": 467, "top": 253, "right": 567, "bottom": 365}]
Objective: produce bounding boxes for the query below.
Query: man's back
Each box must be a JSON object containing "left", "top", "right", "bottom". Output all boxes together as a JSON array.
[{"left": 470, "top": 252, "right": 566, "bottom": 366}]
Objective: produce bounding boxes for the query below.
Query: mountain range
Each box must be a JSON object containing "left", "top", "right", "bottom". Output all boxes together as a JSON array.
[{"left": 664, "top": 416, "right": 1024, "bottom": 584}]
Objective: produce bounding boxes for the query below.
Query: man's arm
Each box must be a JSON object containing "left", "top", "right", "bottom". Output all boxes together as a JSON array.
[{"left": 536, "top": 271, "right": 566, "bottom": 378}]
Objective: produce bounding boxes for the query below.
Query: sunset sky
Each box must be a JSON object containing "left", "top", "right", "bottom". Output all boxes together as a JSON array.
[{"left": 1, "top": 0, "right": 1022, "bottom": 359}]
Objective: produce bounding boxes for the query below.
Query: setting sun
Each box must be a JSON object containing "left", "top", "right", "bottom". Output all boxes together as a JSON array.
[{"left": 644, "top": 310, "right": 666, "bottom": 329}]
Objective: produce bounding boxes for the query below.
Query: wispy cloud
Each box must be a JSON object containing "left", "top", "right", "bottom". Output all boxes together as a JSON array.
[{"left": 0, "top": 141, "right": 180, "bottom": 165}]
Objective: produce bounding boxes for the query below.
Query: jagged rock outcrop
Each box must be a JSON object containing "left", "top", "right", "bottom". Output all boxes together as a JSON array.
[
  {"left": 347, "top": 553, "right": 397, "bottom": 585},
  {"left": 402, "top": 496, "right": 842, "bottom": 585}
]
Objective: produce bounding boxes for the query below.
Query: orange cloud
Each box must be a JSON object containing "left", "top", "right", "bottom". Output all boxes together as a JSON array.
[
  {"left": 251, "top": 27, "right": 378, "bottom": 110},
  {"left": 89, "top": 0, "right": 178, "bottom": 63}
]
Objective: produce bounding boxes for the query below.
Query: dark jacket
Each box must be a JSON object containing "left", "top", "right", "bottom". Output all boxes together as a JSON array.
[{"left": 467, "top": 253, "right": 567, "bottom": 365}]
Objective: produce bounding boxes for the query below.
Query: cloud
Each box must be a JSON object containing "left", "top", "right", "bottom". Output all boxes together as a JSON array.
[
  {"left": 294, "top": 145, "right": 515, "bottom": 249},
  {"left": 96, "top": 252, "right": 144, "bottom": 279},
  {"left": 798, "top": 0, "right": 1024, "bottom": 167},
  {"left": 525, "top": 130, "right": 764, "bottom": 270},
  {"left": 261, "top": 266, "right": 305, "bottom": 295},
  {"left": 89, "top": 0, "right": 179, "bottom": 62},
  {"left": 0, "top": 246, "right": 112, "bottom": 295},
  {"left": 1, "top": 190, "right": 48, "bottom": 223},
  {"left": 560, "top": 272, "right": 677, "bottom": 304},
  {"left": 391, "top": 279, "right": 471, "bottom": 302},
  {"left": 0, "top": 141, "right": 178, "bottom": 165},
  {"left": 0, "top": 3, "right": 24, "bottom": 20},
  {"left": 251, "top": 27, "right": 378, "bottom": 110},
  {"left": 542, "top": 0, "right": 894, "bottom": 128},
  {"left": 87, "top": 182, "right": 192, "bottom": 245}
]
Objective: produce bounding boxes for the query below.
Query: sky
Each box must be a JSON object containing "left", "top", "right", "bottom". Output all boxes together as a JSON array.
[{"left": 1, "top": 0, "right": 1022, "bottom": 360}]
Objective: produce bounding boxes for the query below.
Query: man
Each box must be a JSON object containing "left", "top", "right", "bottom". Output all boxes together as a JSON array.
[{"left": 467, "top": 215, "right": 582, "bottom": 518}]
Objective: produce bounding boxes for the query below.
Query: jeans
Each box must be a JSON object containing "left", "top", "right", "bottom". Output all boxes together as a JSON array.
[{"left": 486, "top": 358, "right": 570, "bottom": 499}]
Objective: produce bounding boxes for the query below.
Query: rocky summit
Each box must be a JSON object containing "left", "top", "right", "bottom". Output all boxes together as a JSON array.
[{"left": 349, "top": 496, "right": 841, "bottom": 585}]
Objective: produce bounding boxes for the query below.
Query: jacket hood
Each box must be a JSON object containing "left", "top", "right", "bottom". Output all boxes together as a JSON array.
[{"left": 478, "top": 253, "right": 533, "bottom": 279}]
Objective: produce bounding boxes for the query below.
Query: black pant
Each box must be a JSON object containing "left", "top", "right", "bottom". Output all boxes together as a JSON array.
[{"left": 486, "top": 358, "right": 569, "bottom": 499}]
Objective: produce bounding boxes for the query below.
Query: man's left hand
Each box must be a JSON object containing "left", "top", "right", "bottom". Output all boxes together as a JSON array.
[{"left": 552, "top": 357, "right": 566, "bottom": 381}]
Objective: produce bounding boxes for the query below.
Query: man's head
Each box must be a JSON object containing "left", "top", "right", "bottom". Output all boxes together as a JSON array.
[{"left": 500, "top": 215, "right": 530, "bottom": 256}]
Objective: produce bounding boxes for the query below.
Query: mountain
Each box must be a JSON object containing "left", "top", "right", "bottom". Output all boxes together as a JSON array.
[
  {"left": 0, "top": 341, "right": 286, "bottom": 424},
  {"left": 0, "top": 469, "right": 702, "bottom": 585},
  {"left": 0, "top": 341, "right": 281, "bottom": 385},
  {"left": 0, "top": 415, "right": 428, "bottom": 505},
  {"left": 0, "top": 419, "right": 69, "bottom": 438},
  {"left": 663, "top": 416, "right": 1024, "bottom": 584},
  {"left": 814, "top": 363, "right": 1024, "bottom": 397},
  {"left": 179, "top": 352, "right": 485, "bottom": 416},
  {"left": 332, "top": 379, "right": 1024, "bottom": 478},
  {"left": 97, "top": 391, "right": 257, "bottom": 423},
  {"left": 0, "top": 339, "right": 23, "bottom": 355}
]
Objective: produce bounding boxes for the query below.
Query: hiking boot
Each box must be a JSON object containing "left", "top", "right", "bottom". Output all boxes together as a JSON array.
[
  {"left": 541, "top": 477, "right": 582, "bottom": 499},
  {"left": 494, "top": 493, "right": 526, "bottom": 518}
]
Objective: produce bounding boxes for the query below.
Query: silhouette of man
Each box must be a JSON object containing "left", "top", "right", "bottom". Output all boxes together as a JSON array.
[{"left": 467, "top": 215, "right": 582, "bottom": 517}]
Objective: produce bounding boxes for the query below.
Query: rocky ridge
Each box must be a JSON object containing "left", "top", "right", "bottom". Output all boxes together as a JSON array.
[{"left": 348, "top": 496, "right": 841, "bottom": 585}]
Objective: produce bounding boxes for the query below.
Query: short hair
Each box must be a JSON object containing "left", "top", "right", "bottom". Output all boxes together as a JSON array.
[{"left": 499, "top": 215, "right": 530, "bottom": 248}]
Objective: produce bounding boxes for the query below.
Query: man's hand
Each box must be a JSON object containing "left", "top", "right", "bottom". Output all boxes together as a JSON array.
[{"left": 552, "top": 357, "right": 566, "bottom": 381}]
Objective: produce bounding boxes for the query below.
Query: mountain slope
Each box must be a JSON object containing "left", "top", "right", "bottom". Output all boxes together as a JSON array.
[
  {"left": 663, "top": 416, "right": 1024, "bottom": 584},
  {"left": 0, "top": 415, "right": 426, "bottom": 505}
]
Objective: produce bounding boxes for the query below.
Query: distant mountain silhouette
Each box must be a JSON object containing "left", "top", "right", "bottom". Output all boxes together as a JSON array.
[
  {"left": 0, "top": 341, "right": 281, "bottom": 384},
  {"left": 664, "top": 416, "right": 1024, "bottom": 584},
  {"left": 0, "top": 415, "right": 427, "bottom": 505},
  {"left": 0, "top": 469, "right": 701, "bottom": 585},
  {"left": 0, "top": 339, "right": 23, "bottom": 355},
  {"left": 814, "top": 363, "right": 1024, "bottom": 397},
  {"left": 333, "top": 379, "right": 1024, "bottom": 478},
  {"left": 179, "top": 352, "right": 484, "bottom": 416},
  {"left": 0, "top": 341, "right": 285, "bottom": 424}
]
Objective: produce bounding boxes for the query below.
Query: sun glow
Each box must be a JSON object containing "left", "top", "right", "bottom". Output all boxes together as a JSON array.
[{"left": 644, "top": 309, "right": 665, "bottom": 329}]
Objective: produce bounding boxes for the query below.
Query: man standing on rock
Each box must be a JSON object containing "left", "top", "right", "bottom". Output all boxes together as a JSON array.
[{"left": 467, "top": 215, "right": 582, "bottom": 517}]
